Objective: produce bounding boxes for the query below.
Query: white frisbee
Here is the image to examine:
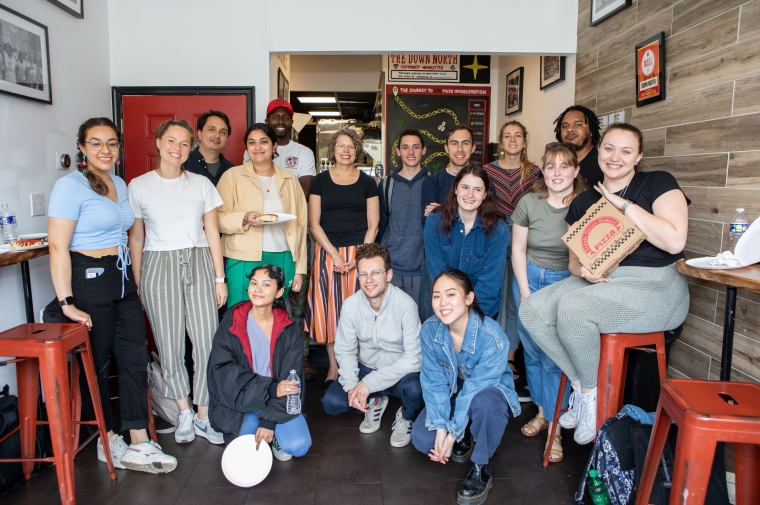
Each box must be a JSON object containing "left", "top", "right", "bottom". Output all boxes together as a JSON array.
[{"left": 221, "top": 434, "right": 273, "bottom": 487}]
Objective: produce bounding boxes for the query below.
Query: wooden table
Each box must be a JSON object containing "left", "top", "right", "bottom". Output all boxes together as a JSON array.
[
  {"left": 0, "top": 247, "right": 50, "bottom": 323},
  {"left": 676, "top": 259, "right": 760, "bottom": 381}
]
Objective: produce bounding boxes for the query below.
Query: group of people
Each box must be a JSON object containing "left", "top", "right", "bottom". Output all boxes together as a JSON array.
[
  {"left": 44, "top": 97, "right": 690, "bottom": 505},
  {"left": 1, "top": 41, "right": 43, "bottom": 89}
]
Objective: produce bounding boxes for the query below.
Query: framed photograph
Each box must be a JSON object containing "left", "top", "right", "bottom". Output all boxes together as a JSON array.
[
  {"left": 0, "top": 5, "right": 52, "bottom": 104},
  {"left": 277, "top": 67, "right": 289, "bottom": 101},
  {"left": 540, "top": 56, "right": 566, "bottom": 90},
  {"left": 505, "top": 67, "right": 523, "bottom": 115},
  {"left": 47, "top": 0, "right": 84, "bottom": 19},
  {"left": 635, "top": 32, "right": 666, "bottom": 107},
  {"left": 590, "top": 0, "right": 632, "bottom": 26}
]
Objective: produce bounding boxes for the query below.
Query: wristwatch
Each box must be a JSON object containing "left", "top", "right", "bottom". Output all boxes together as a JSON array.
[
  {"left": 58, "top": 296, "right": 75, "bottom": 307},
  {"left": 215, "top": 277, "right": 227, "bottom": 284},
  {"left": 621, "top": 200, "right": 633, "bottom": 214}
]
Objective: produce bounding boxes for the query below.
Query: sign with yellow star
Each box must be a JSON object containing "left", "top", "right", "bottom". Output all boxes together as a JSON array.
[
  {"left": 386, "top": 54, "right": 490, "bottom": 83},
  {"left": 460, "top": 55, "right": 491, "bottom": 84}
]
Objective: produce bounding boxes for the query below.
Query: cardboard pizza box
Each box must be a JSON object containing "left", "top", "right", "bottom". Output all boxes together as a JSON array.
[{"left": 562, "top": 197, "right": 647, "bottom": 276}]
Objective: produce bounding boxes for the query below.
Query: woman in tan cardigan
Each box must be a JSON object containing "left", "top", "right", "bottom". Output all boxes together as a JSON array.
[{"left": 217, "top": 123, "right": 308, "bottom": 307}]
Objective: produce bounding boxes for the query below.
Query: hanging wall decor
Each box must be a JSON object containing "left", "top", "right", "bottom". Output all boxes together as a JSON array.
[
  {"left": 0, "top": 4, "right": 53, "bottom": 104},
  {"left": 635, "top": 32, "right": 666, "bottom": 107},
  {"left": 590, "top": 0, "right": 632, "bottom": 26},
  {"left": 505, "top": 67, "right": 524, "bottom": 115},
  {"left": 540, "top": 56, "right": 566, "bottom": 90},
  {"left": 47, "top": 0, "right": 84, "bottom": 19}
]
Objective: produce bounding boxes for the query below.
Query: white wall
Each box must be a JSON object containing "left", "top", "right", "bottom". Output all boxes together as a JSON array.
[
  {"left": 290, "top": 55, "right": 382, "bottom": 92},
  {"left": 495, "top": 55, "right": 576, "bottom": 164},
  {"left": 0, "top": 0, "right": 112, "bottom": 392}
]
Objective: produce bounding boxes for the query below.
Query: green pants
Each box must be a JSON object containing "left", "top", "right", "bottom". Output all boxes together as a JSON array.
[{"left": 226, "top": 251, "right": 296, "bottom": 308}]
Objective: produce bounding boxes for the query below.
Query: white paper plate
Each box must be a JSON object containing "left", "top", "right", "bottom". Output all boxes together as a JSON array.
[
  {"left": 9, "top": 243, "right": 48, "bottom": 252},
  {"left": 685, "top": 257, "right": 749, "bottom": 270},
  {"left": 0, "top": 244, "right": 11, "bottom": 255},
  {"left": 19, "top": 233, "right": 48, "bottom": 240},
  {"left": 221, "top": 435, "right": 272, "bottom": 487},
  {"left": 257, "top": 213, "right": 296, "bottom": 225},
  {"left": 735, "top": 216, "right": 760, "bottom": 266}
]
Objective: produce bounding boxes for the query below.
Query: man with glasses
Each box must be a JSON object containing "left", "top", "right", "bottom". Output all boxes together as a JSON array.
[
  {"left": 322, "top": 243, "right": 423, "bottom": 448},
  {"left": 187, "top": 110, "right": 235, "bottom": 185},
  {"left": 553, "top": 105, "right": 604, "bottom": 188}
]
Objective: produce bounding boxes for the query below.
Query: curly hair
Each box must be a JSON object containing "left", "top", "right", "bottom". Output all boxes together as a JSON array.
[
  {"left": 327, "top": 128, "right": 364, "bottom": 164},
  {"left": 355, "top": 243, "right": 392, "bottom": 272},
  {"left": 76, "top": 117, "right": 122, "bottom": 196},
  {"left": 553, "top": 105, "right": 601, "bottom": 147}
]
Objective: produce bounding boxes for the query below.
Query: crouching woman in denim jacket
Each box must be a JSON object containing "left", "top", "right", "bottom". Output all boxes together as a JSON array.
[{"left": 412, "top": 269, "right": 521, "bottom": 505}]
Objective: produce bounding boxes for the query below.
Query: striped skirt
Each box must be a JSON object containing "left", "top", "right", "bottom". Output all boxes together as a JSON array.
[{"left": 307, "top": 243, "right": 360, "bottom": 344}]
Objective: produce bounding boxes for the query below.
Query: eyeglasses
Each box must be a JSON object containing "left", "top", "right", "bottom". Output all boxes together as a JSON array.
[
  {"left": 85, "top": 140, "right": 120, "bottom": 151},
  {"left": 335, "top": 143, "right": 357, "bottom": 151},
  {"left": 545, "top": 142, "right": 576, "bottom": 151},
  {"left": 358, "top": 270, "right": 386, "bottom": 281}
]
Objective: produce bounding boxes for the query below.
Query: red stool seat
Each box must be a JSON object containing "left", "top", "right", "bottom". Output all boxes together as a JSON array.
[
  {"left": 0, "top": 324, "right": 116, "bottom": 505},
  {"left": 543, "top": 332, "right": 667, "bottom": 467},
  {"left": 636, "top": 379, "right": 760, "bottom": 505}
]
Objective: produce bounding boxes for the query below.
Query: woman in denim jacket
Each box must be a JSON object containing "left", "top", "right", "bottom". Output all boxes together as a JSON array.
[
  {"left": 424, "top": 165, "right": 509, "bottom": 319},
  {"left": 412, "top": 269, "right": 520, "bottom": 505}
]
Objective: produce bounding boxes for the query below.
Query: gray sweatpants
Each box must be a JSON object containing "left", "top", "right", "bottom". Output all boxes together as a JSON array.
[
  {"left": 518, "top": 263, "right": 689, "bottom": 389},
  {"left": 140, "top": 247, "right": 218, "bottom": 406}
]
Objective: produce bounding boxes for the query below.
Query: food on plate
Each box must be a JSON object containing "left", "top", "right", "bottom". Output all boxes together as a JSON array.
[
  {"left": 258, "top": 214, "right": 279, "bottom": 223},
  {"left": 11, "top": 238, "right": 46, "bottom": 250}
]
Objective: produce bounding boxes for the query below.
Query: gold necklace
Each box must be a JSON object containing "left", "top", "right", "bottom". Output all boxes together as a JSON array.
[{"left": 258, "top": 174, "right": 274, "bottom": 193}]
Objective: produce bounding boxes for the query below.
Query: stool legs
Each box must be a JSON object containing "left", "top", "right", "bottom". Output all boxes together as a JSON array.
[
  {"left": 16, "top": 358, "right": 40, "bottom": 479},
  {"left": 669, "top": 427, "right": 716, "bottom": 504},
  {"left": 597, "top": 340, "right": 627, "bottom": 428},
  {"left": 543, "top": 373, "right": 567, "bottom": 467},
  {"left": 734, "top": 443, "right": 760, "bottom": 505},
  {"left": 79, "top": 342, "right": 117, "bottom": 479},
  {"left": 635, "top": 404, "right": 673, "bottom": 505}
]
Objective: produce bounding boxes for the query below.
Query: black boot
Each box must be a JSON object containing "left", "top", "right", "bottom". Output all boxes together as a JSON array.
[
  {"left": 451, "top": 428, "right": 474, "bottom": 463},
  {"left": 457, "top": 462, "right": 492, "bottom": 505}
]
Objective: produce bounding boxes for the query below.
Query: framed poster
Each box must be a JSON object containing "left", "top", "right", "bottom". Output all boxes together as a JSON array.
[
  {"left": 277, "top": 68, "right": 289, "bottom": 101},
  {"left": 635, "top": 32, "right": 666, "bottom": 107},
  {"left": 590, "top": 0, "right": 632, "bottom": 26},
  {"left": 0, "top": 5, "right": 53, "bottom": 104},
  {"left": 47, "top": 0, "right": 84, "bottom": 19},
  {"left": 505, "top": 67, "right": 523, "bottom": 115},
  {"left": 540, "top": 56, "right": 566, "bottom": 90}
]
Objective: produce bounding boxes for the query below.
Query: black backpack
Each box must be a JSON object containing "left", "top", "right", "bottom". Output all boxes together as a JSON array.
[{"left": 0, "top": 385, "right": 24, "bottom": 494}]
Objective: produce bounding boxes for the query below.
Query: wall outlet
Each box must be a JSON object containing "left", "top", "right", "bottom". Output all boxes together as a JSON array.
[{"left": 30, "top": 193, "right": 45, "bottom": 216}]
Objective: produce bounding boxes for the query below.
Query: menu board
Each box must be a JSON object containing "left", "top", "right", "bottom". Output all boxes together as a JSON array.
[{"left": 385, "top": 84, "right": 490, "bottom": 172}]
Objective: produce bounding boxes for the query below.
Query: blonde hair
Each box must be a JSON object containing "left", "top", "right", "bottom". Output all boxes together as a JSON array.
[
  {"left": 498, "top": 120, "right": 534, "bottom": 184},
  {"left": 531, "top": 145, "right": 587, "bottom": 205}
]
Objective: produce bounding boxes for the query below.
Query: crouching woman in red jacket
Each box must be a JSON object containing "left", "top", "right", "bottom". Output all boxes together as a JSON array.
[{"left": 206, "top": 264, "right": 311, "bottom": 461}]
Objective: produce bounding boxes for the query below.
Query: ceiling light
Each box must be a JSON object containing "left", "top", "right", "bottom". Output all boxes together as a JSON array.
[
  {"left": 298, "top": 96, "right": 336, "bottom": 103},
  {"left": 309, "top": 111, "right": 340, "bottom": 116}
]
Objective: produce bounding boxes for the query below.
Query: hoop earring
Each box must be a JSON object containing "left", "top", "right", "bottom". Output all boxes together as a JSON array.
[{"left": 82, "top": 154, "right": 87, "bottom": 167}]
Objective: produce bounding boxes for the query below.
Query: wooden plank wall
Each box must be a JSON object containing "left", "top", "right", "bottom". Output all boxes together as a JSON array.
[{"left": 576, "top": 0, "right": 760, "bottom": 383}]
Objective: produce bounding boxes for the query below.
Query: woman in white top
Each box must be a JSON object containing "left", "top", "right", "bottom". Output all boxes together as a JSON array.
[{"left": 128, "top": 119, "right": 227, "bottom": 446}]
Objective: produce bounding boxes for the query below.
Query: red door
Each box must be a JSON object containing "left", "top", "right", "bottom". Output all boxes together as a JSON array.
[{"left": 121, "top": 94, "right": 249, "bottom": 184}]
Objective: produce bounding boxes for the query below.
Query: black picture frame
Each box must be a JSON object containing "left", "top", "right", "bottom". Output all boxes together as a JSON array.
[
  {"left": 505, "top": 67, "right": 523, "bottom": 115},
  {"left": 277, "top": 68, "right": 289, "bottom": 101},
  {"left": 635, "top": 32, "right": 666, "bottom": 107},
  {"left": 539, "top": 56, "right": 566, "bottom": 90},
  {"left": 46, "top": 0, "right": 84, "bottom": 19},
  {"left": 590, "top": 0, "right": 632, "bottom": 26},
  {"left": 0, "top": 4, "right": 53, "bottom": 104}
]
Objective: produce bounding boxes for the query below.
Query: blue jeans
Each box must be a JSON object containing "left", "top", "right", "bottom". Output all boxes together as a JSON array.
[
  {"left": 322, "top": 363, "right": 424, "bottom": 421},
  {"left": 239, "top": 411, "right": 312, "bottom": 457},
  {"left": 513, "top": 260, "right": 572, "bottom": 422}
]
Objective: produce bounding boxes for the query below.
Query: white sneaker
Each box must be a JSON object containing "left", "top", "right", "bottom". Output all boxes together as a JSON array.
[
  {"left": 97, "top": 433, "right": 128, "bottom": 470},
  {"left": 558, "top": 383, "right": 580, "bottom": 430},
  {"left": 573, "top": 388, "right": 598, "bottom": 445},
  {"left": 194, "top": 414, "right": 225, "bottom": 445},
  {"left": 390, "top": 407, "right": 412, "bottom": 448},
  {"left": 359, "top": 395, "right": 388, "bottom": 434},
  {"left": 175, "top": 409, "right": 195, "bottom": 444},
  {"left": 121, "top": 440, "right": 178, "bottom": 474},
  {"left": 271, "top": 437, "right": 292, "bottom": 461}
]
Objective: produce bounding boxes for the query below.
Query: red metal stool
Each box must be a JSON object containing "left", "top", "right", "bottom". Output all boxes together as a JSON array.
[
  {"left": 543, "top": 331, "right": 667, "bottom": 467},
  {"left": 0, "top": 323, "right": 116, "bottom": 505},
  {"left": 636, "top": 379, "right": 760, "bottom": 505}
]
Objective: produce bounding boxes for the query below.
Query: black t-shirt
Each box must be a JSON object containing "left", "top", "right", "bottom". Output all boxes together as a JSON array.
[
  {"left": 565, "top": 171, "right": 689, "bottom": 267},
  {"left": 311, "top": 171, "right": 379, "bottom": 247},
  {"left": 579, "top": 146, "right": 604, "bottom": 189}
]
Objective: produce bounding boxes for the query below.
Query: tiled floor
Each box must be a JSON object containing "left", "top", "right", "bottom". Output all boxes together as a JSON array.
[{"left": 2, "top": 348, "right": 592, "bottom": 505}]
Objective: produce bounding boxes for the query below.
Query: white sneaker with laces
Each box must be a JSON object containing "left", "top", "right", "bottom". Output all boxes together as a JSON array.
[
  {"left": 175, "top": 409, "right": 195, "bottom": 444},
  {"left": 359, "top": 395, "right": 388, "bottom": 434},
  {"left": 271, "top": 437, "right": 292, "bottom": 461},
  {"left": 573, "top": 387, "right": 598, "bottom": 445},
  {"left": 97, "top": 434, "right": 128, "bottom": 470},
  {"left": 194, "top": 414, "right": 224, "bottom": 445},
  {"left": 558, "top": 383, "right": 580, "bottom": 429},
  {"left": 120, "top": 440, "right": 178, "bottom": 474},
  {"left": 390, "top": 407, "right": 412, "bottom": 448}
]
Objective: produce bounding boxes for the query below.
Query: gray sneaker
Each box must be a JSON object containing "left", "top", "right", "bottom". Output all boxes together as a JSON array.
[
  {"left": 175, "top": 410, "right": 196, "bottom": 444},
  {"left": 97, "top": 433, "right": 128, "bottom": 469},
  {"left": 359, "top": 396, "right": 388, "bottom": 434},
  {"left": 272, "top": 437, "right": 292, "bottom": 461},
  {"left": 194, "top": 414, "right": 224, "bottom": 445},
  {"left": 390, "top": 407, "right": 412, "bottom": 448}
]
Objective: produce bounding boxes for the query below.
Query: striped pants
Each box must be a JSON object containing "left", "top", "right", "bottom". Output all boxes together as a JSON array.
[{"left": 140, "top": 247, "right": 218, "bottom": 406}]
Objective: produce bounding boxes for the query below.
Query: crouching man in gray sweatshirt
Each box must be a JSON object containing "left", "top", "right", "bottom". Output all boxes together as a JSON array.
[{"left": 322, "top": 243, "right": 423, "bottom": 448}]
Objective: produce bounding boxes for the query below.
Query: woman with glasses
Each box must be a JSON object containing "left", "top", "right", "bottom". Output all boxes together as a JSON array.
[
  {"left": 47, "top": 117, "right": 177, "bottom": 473},
  {"left": 308, "top": 128, "right": 380, "bottom": 391},
  {"left": 128, "top": 119, "right": 227, "bottom": 446},
  {"left": 424, "top": 165, "right": 509, "bottom": 320},
  {"left": 207, "top": 264, "right": 311, "bottom": 461},
  {"left": 217, "top": 123, "right": 308, "bottom": 307},
  {"left": 511, "top": 143, "right": 586, "bottom": 462}
]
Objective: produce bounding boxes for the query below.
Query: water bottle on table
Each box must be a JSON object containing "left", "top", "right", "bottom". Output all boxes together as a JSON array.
[
  {"left": 729, "top": 208, "right": 748, "bottom": 254},
  {"left": 1, "top": 204, "right": 20, "bottom": 244},
  {"left": 286, "top": 369, "right": 301, "bottom": 415},
  {"left": 587, "top": 469, "right": 611, "bottom": 505}
]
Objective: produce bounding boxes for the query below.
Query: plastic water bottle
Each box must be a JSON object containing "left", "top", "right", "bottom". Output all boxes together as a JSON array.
[
  {"left": 729, "top": 208, "right": 749, "bottom": 254},
  {"left": 286, "top": 369, "right": 301, "bottom": 415},
  {"left": 1, "top": 204, "right": 20, "bottom": 244},
  {"left": 587, "top": 469, "right": 611, "bottom": 505}
]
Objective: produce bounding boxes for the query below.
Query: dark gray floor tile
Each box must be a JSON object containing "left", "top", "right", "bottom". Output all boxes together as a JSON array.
[
  {"left": 105, "top": 457, "right": 200, "bottom": 505},
  {"left": 318, "top": 429, "right": 379, "bottom": 455},
  {"left": 1, "top": 466, "right": 63, "bottom": 505},
  {"left": 157, "top": 432, "right": 211, "bottom": 459},
  {"left": 176, "top": 486, "right": 249, "bottom": 505},
  {"left": 315, "top": 483, "right": 383, "bottom": 505},
  {"left": 317, "top": 449, "right": 380, "bottom": 485},
  {"left": 245, "top": 455, "right": 319, "bottom": 505}
]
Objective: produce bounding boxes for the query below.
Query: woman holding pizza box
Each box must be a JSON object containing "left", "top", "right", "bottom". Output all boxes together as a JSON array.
[{"left": 518, "top": 123, "right": 690, "bottom": 445}]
